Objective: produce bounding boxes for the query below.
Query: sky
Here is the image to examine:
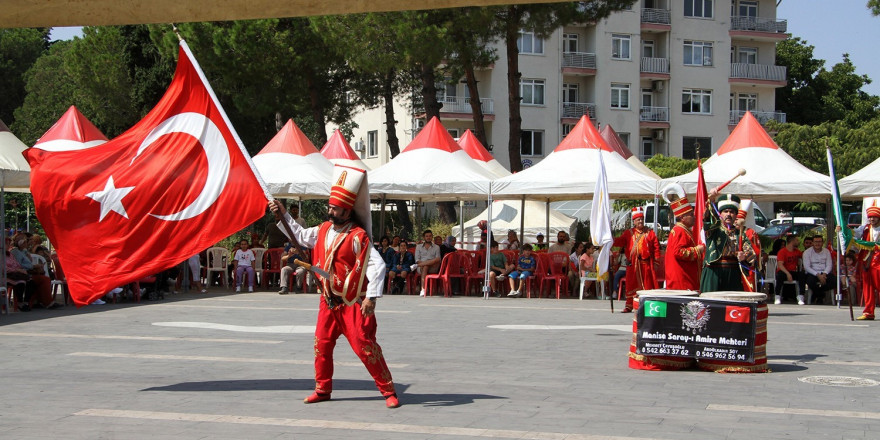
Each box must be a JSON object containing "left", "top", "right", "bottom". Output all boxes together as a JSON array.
[{"left": 48, "top": 1, "right": 880, "bottom": 96}]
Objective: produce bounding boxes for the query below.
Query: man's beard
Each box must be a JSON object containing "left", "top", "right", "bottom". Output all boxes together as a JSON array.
[{"left": 329, "top": 214, "right": 348, "bottom": 226}]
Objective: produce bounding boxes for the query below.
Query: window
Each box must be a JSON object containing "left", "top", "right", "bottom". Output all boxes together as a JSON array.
[
  {"left": 521, "top": 79, "right": 545, "bottom": 105},
  {"left": 367, "top": 130, "right": 378, "bottom": 158},
  {"left": 611, "top": 83, "right": 630, "bottom": 109},
  {"left": 685, "top": 0, "right": 714, "bottom": 18},
  {"left": 562, "top": 124, "right": 574, "bottom": 137},
  {"left": 641, "top": 137, "right": 654, "bottom": 158},
  {"left": 447, "top": 129, "right": 459, "bottom": 139},
  {"left": 562, "top": 83, "right": 579, "bottom": 103},
  {"left": 739, "top": 1, "right": 758, "bottom": 17},
  {"left": 737, "top": 93, "right": 757, "bottom": 111},
  {"left": 682, "top": 89, "right": 712, "bottom": 114},
  {"left": 517, "top": 31, "right": 544, "bottom": 54},
  {"left": 520, "top": 130, "right": 544, "bottom": 156},
  {"left": 436, "top": 79, "right": 457, "bottom": 102},
  {"left": 682, "top": 136, "right": 711, "bottom": 159},
  {"left": 618, "top": 132, "right": 631, "bottom": 147},
  {"left": 563, "top": 33, "right": 579, "bottom": 53},
  {"left": 612, "top": 34, "right": 631, "bottom": 59},
  {"left": 641, "top": 88, "right": 653, "bottom": 107},
  {"left": 642, "top": 40, "right": 655, "bottom": 58},
  {"left": 737, "top": 47, "right": 758, "bottom": 64},
  {"left": 683, "top": 40, "right": 713, "bottom": 66}
]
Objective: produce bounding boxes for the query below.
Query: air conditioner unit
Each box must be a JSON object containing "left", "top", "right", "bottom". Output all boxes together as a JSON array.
[
  {"left": 652, "top": 80, "right": 664, "bottom": 92},
  {"left": 352, "top": 141, "right": 365, "bottom": 152},
  {"left": 652, "top": 129, "right": 665, "bottom": 141}
]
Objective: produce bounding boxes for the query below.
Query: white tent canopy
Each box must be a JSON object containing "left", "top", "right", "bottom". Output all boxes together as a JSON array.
[
  {"left": 452, "top": 200, "right": 577, "bottom": 246},
  {"left": 369, "top": 117, "right": 495, "bottom": 201},
  {"left": 457, "top": 129, "right": 510, "bottom": 178},
  {"left": 600, "top": 124, "right": 661, "bottom": 180},
  {"left": 491, "top": 115, "right": 659, "bottom": 200},
  {"left": 0, "top": 119, "right": 32, "bottom": 192},
  {"left": 252, "top": 119, "right": 333, "bottom": 199},
  {"left": 839, "top": 155, "right": 880, "bottom": 199},
  {"left": 660, "top": 112, "right": 831, "bottom": 202}
]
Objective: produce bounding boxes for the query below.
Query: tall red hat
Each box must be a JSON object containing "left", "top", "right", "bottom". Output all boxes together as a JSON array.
[
  {"left": 670, "top": 197, "right": 693, "bottom": 218},
  {"left": 330, "top": 165, "right": 366, "bottom": 210},
  {"left": 868, "top": 200, "right": 880, "bottom": 219},
  {"left": 631, "top": 206, "right": 644, "bottom": 220}
]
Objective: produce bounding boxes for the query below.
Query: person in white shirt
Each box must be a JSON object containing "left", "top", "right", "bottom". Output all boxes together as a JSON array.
[
  {"left": 232, "top": 239, "right": 256, "bottom": 292},
  {"left": 801, "top": 235, "right": 836, "bottom": 305}
]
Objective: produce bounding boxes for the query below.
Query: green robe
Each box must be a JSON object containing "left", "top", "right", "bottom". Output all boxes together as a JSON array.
[{"left": 699, "top": 212, "right": 756, "bottom": 292}]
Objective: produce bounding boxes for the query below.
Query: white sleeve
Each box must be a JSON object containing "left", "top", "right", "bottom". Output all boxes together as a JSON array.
[
  {"left": 822, "top": 250, "right": 833, "bottom": 274},
  {"left": 277, "top": 213, "right": 319, "bottom": 248},
  {"left": 366, "top": 245, "right": 386, "bottom": 298}
]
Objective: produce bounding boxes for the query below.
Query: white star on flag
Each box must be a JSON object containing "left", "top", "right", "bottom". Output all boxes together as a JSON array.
[{"left": 86, "top": 176, "right": 135, "bottom": 221}]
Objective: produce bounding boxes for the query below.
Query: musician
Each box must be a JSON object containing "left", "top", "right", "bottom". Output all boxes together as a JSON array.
[
  {"left": 735, "top": 200, "right": 762, "bottom": 292},
  {"left": 700, "top": 193, "right": 756, "bottom": 292},
  {"left": 613, "top": 207, "right": 660, "bottom": 313},
  {"left": 663, "top": 185, "right": 704, "bottom": 291},
  {"left": 269, "top": 165, "right": 399, "bottom": 408},
  {"left": 855, "top": 202, "right": 880, "bottom": 320}
]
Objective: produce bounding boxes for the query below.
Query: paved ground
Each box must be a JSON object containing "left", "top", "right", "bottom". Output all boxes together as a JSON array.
[{"left": 1, "top": 288, "right": 878, "bottom": 440}]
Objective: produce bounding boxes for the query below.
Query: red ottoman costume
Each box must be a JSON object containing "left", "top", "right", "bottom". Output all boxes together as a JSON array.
[
  {"left": 614, "top": 207, "right": 660, "bottom": 312},
  {"left": 857, "top": 202, "right": 880, "bottom": 320},
  {"left": 277, "top": 165, "right": 397, "bottom": 405},
  {"left": 664, "top": 193, "right": 703, "bottom": 291}
]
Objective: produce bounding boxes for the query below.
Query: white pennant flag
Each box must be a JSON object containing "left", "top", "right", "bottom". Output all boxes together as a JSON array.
[{"left": 590, "top": 149, "right": 613, "bottom": 279}]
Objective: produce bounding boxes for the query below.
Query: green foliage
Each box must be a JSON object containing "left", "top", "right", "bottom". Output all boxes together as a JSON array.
[
  {"left": 768, "top": 118, "right": 880, "bottom": 177},
  {"left": 643, "top": 154, "right": 698, "bottom": 179},
  {"left": 11, "top": 40, "right": 78, "bottom": 145},
  {"left": 0, "top": 28, "right": 49, "bottom": 126},
  {"left": 4, "top": 193, "right": 43, "bottom": 237},
  {"left": 775, "top": 38, "right": 879, "bottom": 126},
  {"left": 870, "top": 0, "right": 880, "bottom": 16}
]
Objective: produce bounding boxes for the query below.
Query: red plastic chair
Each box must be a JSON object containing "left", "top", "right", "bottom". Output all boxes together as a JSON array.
[
  {"left": 540, "top": 251, "right": 570, "bottom": 299},
  {"left": 261, "top": 248, "right": 285, "bottom": 288},
  {"left": 524, "top": 253, "right": 549, "bottom": 298},
  {"left": 424, "top": 252, "right": 465, "bottom": 297},
  {"left": 460, "top": 250, "right": 486, "bottom": 296}
]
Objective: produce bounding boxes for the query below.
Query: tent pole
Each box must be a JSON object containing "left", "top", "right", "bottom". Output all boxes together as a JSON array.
[
  {"left": 545, "top": 199, "right": 550, "bottom": 242},
  {"left": 484, "top": 185, "right": 493, "bottom": 300},
  {"left": 519, "top": 196, "right": 525, "bottom": 248},
  {"left": 653, "top": 193, "right": 660, "bottom": 235},
  {"left": 379, "top": 194, "right": 386, "bottom": 239},
  {"left": 459, "top": 199, "right": 464, "bottom": 247}
]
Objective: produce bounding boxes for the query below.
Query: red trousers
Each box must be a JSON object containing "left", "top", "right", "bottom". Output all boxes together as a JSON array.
[
  {"left": 861, "top": 265, "right": 880, "bottom": 318},
  {"left": 313, "top": 298, "right": 396, "bottom": 397}
]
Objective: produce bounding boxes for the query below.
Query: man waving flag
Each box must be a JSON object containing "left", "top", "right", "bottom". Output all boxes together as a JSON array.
[{"left": 25, "top": 40, "right": 269, "bottom": 306}]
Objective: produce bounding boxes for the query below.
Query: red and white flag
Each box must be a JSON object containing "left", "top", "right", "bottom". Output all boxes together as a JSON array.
[
  {"left": 24, "top": 41, "right": 269, "bottom": 306},
  {"left": 694, "top": 159, "right": 708, "bottom": 245}
]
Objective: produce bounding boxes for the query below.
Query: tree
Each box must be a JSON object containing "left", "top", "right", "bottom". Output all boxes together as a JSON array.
[
  {"left": 870, "top": 0, "right": 880, "bottom": 16},
  {"left": 775, "top": 37, "right": 879, "bottom": 126},
  {"left": 768, "top": 118, "right": 880, "bottom": 178},
  {"left": 12, "top": 40, "right": 78, "bottom": 145},
  {"left": 0, "top": 28, "right": 49, "bottom": 127},
  {"left": 490, "top": 1, "right": 637, "bottom": 172},
  {"left": 643, "top": 154, "right": 698, "bottom": 179}
]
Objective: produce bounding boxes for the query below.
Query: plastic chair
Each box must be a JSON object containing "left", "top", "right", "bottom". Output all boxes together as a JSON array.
[
  {"left": 0, "top": 287, "right": 9, "bottom": 314},
  {"left": 524, "top": 253, "right": 549, "bottom": 298},
  {"left": 261, "top": 248, "right": 285, "bottom": 288},
  {"left": 540, "top": 252, "right": 570, "bottom": 299},
  {"left": 205, "top": 247, "right": 229, "bottom": 288},
  {"left": 251, "top": 248, "right": 266, "bottom": 287},
  {"left": 766, "top": 255, "right": 800, "bottom": 301},
  {"left": 424, "top": 252, "right": 466, "bottom": 297},
  {"left": 50, "top": 253, "right": 70, "bottom": 306}
]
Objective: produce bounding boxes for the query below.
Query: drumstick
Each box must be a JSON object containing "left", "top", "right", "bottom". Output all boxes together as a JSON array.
[{"left": 712, "top": 168, "right": 746, "bottom": 193}]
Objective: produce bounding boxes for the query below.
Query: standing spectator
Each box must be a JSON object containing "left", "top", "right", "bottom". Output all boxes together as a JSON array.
[
  {"left": 388, "top": 242, "right": 414, "bottom": 294},
  {"left": 802, "top": 235, "right": 836, "bottom": 305},
  {"left": 774, "top": 236, "right": 804, "bottom": 304},
  {"left": 414, "top": 229, "right": 441, "bottom": 297},
  {"left": 186, "top": 252, "right": 207, "bottom": 293},
  {"left": 613, "top": 207, "right": 661, "bottom": 313},
  {"left": 507, "top": 244, "right": 537, "bottom": 298},
  {"left": 233, "top": 239, "right": 257, "bottom": 293}
]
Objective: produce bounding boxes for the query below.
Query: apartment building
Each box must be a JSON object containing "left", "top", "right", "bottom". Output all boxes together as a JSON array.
[{"left": 341, "top": 0, "right": 788, "bottom": 171}]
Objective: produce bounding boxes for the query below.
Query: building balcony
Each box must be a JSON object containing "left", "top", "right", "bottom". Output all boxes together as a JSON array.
[
  {"left": 640, "top": 57, "right": 669, "bottom": 77},
  {"left": 641, "top": 8, "right": 670, "bottom": 24},
  {"left": 729, "top": 110, "right": 786, "bottom": 126},
  {"left": 730, "top": 15, "right": 787, "bottom": 33},
  {"left": 439, "top": 97, "right": 495, "bottom": 115},
  {"left": 640, "top": 106, "right": 669, "bottom": 122},
  {"left": 729, "top": 63, "right": 787, "bottom": 86},
  {"left": 562, "top": 102, "right": 596, "bottom": 119},
  {"left": 562, "top": 52, "right": 597, "bottom": 76}
]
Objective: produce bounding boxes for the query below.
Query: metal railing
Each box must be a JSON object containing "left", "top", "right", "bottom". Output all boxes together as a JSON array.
[
  {"left": 562, "top": 102, "right": 597, "bottom": 119},
  {"left": 640, "top": 106, "right": 669, "bottom": 122},
  {"left": 729, "top": 110, "right": 786, "bottom": 125},
  {"left": 562, "top": 52, "right": 597, "bottom": 69},
  {"left": 640, "top": 57, "right": 669, "bottom": 74},
  {"left": 438, "top": 97, "right": 495, "bottom": 114},
  {"left": 729, "top": 63, "right": 787, "bottom": 82},
  {"left": 730, "top": 16, "right": 788, "bottom": 33},
  {"left": 641, "top": 8, "right": 670, "bottom": 25}
]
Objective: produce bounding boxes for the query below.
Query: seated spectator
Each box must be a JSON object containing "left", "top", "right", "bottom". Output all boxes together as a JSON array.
[
  {"left": 278, "top": 243, "right": 309, "bottom": 294},
  {"left": 233, "top": 239, "right": 257, "bottom": 293},
  {"left": 841, "top": 252, "right": 860, "bottom": 302},
  {"left": 774, "top": 236, "right": 804, "bottom": 304},
  {"left": 507, "top": 244, "right": 537, "bottom": 298},
  {"left": 533, "top": 233, "right": 548, "bottom": 251},
  {"left": 440, "top": 236, "right": 458, "bottom": 259},
  {"left": 388, "top": 242, "right": 414, "bottom": 294},
  {"left": 501, "top": 230, "right": 520, "bottom": 251},
  {"left": 390, "top": 235, "right": 402, "bottom": 249},
  {"left": 612, "top": 252, "right": 628, "bottom": 295},
  {"left": 414, "top": 229, "right": 441, "bottom": 297},
  {"left": 802, "top": 235, "right": 836, "bottom": 305},
  {"left": 484, "top": 241, "right": 513, "bottom": 297},
  {"left": 376, "top": 235, "right": 395, "bottom": 271},
  {"left": 549, "top": 230, "right": 572, "bottom": 254},
  {"left": 8, "top": 236, "right": 59, "bottom": 310},
  {"left": 579, "top": 243, "right": 598, "bottom": 296}
]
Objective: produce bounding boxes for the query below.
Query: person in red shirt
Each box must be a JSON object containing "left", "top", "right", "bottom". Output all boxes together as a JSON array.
[
  {"left": 664, "top": 193, "right": 704, "bottom": 291},
  {"left": 613, "top": 207, "right": 660, "bottom": 313},
  {"left": 774, "top": 236, "right": 804, "bottom": 305}
]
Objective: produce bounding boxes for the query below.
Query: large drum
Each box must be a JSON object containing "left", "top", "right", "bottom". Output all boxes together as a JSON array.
[
  {"left": 696, "top": 292, "right": 769, "bottom": 373},
  {"left": 628, "top": 289, "right": 700, "bottom": 371}
]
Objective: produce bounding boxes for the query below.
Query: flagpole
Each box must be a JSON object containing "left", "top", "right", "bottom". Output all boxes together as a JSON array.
[{"left": 826, "top": 142, "right": 854, "bottom": 320}]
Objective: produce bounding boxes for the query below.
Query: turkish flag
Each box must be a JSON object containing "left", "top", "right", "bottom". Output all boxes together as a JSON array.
[
  {"left": 724, "top": 305, "right": 751, "bottom": 323},
  {"left": 24, "top": 41, "right": 268, "bottom": 306},
  {"left": 694, "top": 160, "right": 708, "bottom": 245}
]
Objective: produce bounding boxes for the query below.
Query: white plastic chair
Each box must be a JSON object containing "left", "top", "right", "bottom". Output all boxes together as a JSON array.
[
  {"left": 579, "top": 272, "right": 605, "bottom": 300},
  {"left": 205, "top": 247, "right": 230, "bottom": 288},
  {"left": 766, "top": 255, "right": 800, "bottom": 302},
  {"left": 250, "top": 248, "right": 266, "bottom": 287}
]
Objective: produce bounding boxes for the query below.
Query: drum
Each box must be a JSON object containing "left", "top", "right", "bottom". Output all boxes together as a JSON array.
[
  {"left": 696, "top": 291, "right": 769, "bottom": 373},
  {"left": 628, "top": 289, "right": 700, "bottom": 371}
]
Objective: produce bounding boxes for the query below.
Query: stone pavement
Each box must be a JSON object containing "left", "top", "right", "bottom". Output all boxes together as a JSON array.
[{"left": 1, "top": 289, "right": 878, "bottom": 440}]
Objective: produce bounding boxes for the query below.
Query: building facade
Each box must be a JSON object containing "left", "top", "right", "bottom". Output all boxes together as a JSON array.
[{"left": 339, "top": 0, "right": 787, "bottom": 171}]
